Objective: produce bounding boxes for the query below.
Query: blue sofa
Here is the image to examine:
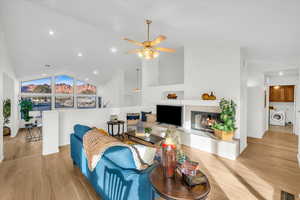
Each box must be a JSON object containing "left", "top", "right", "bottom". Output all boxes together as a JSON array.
[{"left": 70, "top": 124, "right": 156, "bottom": 200}]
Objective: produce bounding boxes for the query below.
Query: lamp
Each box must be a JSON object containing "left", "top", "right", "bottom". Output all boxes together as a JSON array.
[{"left": 138, "top": 47, "right": 159, "bottom": 59}]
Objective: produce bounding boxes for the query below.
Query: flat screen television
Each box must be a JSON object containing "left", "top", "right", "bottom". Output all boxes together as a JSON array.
[{"left": 156, "top": 105, "right": 182, "bottom": 127}]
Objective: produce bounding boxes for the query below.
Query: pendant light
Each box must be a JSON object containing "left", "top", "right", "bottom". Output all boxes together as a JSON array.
[{"left": 133, "top": 68, "right": 141, "bottom": 92}]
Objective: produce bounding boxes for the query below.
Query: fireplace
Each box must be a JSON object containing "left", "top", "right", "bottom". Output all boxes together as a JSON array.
[{"left": 191, "top": 111, "right": 220, "bottom": 133}]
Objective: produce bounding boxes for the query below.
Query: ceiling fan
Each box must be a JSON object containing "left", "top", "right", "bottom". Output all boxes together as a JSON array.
[{"left": 123, "top": 20, "right": 176, "bottom": 59}]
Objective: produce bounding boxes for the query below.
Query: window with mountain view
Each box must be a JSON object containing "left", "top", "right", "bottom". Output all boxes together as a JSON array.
[
  {"left": 76, "top": 80, "right": 96, "bottom": 95},
  {"left": 55, "top": 75, "right": 73, "bottom": 94},
  {"left": 21, "top": 78, "right": 51, "bottom": 93}
]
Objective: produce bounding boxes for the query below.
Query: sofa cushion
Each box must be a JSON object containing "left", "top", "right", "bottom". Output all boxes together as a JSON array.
[
  {"left": 132, "top": 144, "right": 156, "bottom": 165},
  {"left": 74, "top": 124, "right": 92, "bottom": 141},
  {"left": 103, "top": 146, "right": 138, "bottom": 169}
]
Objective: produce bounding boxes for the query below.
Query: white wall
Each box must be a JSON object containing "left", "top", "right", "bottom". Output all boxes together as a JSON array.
[
  {"left": 247, "top": 66, "right": 266, "bottom": 138},
  {"left": 239, "top": 58, "right": 248, "bottom": 151},
  {"left": 0, "top": 24, "right": 19, "bottom": 161},
  {"left": 183, "top": 41, "right": 245, "bottom": 151},
  {"left": 184, "top": 42, "right": 241, "bottom": 100},
  {"left": 268, "top": 75, "right": 298, "bottom": 86},
  {"left": 158, "top": 47, "right": 184, "bottom": 85},
  {"left": 98, "top": 70, "right": 125, "bottom": 108},
  {"left": 123, "top": 68, "right": 141, "bottom": 107}
]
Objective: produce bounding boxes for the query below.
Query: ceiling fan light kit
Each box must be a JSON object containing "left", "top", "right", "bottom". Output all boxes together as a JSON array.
[{"left": 124, "top": 19, "right": 175, "bottom": 59}]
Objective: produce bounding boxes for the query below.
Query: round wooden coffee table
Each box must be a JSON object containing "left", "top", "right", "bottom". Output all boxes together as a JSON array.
[{"left": 149, "top": 165, "right": 210, "bottom": 200}]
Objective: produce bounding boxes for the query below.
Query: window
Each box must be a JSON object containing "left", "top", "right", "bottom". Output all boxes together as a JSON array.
[
  {"left": 21, "top": 96, "right": 52, "bottom": 111},
  {"left": 20, "top": 75, "right": 98, "bottom": 110},
  {"left": 21, "top": 78, "right": 51, "bottom": 93},
  {"left": 76, "top": 80, "right": 96, "bottom": 95},
  {"left": 55, "top": 96, "right": 74, "bottom": 108},
  {"left": 77, "top": 96, "right": 96, "bottom": 109},
  {"left": 55, "top": 75, "right": 73, "bottom": 94}
]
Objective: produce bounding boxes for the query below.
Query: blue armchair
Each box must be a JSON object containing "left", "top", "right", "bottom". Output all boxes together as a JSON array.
[{"left": 70, "top": 124, "right": 156, "bottom": 200}]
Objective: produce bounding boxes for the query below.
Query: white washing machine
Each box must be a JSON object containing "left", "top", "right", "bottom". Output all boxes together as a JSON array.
[{"left": 269, "top": 110, "right": 286, "bottom": 126}]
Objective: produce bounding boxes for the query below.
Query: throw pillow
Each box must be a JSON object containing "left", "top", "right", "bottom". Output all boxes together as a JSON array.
[
  {"left": 141, "top": 111, "right": 151, "bottom": 122},
  {"left": 132, "top": 144, "right": 157, "bottom": 165}
]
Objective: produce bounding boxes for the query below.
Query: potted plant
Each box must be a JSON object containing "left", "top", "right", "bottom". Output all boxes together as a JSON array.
[
  {"left": 19, "top": 99, "right": 33, "bottom": 123},
  {"left": 212, "top": 98, "right": 237, "bottom": 141},
  {"left": 144, "top": 127, "right": 152, "bottom": 137},
  {"left": 3, "top": 99, "right": 11, "bottom": 136}
]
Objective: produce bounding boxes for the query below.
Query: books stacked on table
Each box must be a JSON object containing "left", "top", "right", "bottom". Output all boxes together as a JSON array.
[{"left": 178, "top": 160, "right": 207, "bottom": 187}]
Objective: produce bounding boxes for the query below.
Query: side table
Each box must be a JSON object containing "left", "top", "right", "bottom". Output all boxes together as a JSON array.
[
  {"left": 107, "top": 120, "right": 125, "bottom": 138},
  {"left": 149, "top": 165, "right": 210, "bottom": 200}
]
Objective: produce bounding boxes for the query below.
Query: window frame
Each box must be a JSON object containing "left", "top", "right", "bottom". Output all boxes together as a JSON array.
[{"left": 20, "top": 75, "right": 98, "bottom": 110}]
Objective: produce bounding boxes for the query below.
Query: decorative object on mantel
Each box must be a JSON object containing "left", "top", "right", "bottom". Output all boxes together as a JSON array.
[
  {"left": 212, "top": 98, "right": 237, "bottom": 141},
  {"left": 208, "top": 92, "right": 216, "bottom": 100},
  {"left": 201, "top": 91, "right": 216, "bottom": 100},
  {"left": 167, "top": 93, "right": 177, "bottom": 99},
  {"left": 201, "top": 93, "right": 210, "bottom": 100},
  {"left": 123, "top": 19, "right": 176, "bottom": 59}
]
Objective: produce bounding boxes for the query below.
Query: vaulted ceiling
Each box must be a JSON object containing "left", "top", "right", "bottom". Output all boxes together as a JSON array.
[{"left": 1, "top": 0, "right": 300, "bottom": 84}]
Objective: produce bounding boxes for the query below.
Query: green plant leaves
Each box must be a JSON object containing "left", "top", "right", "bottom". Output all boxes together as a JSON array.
[
  {"left": 19, "top": 99, "right": 33, "bottom": 122},
  {"left": 212, "top": 98, "right": 237, "bottom": 132}
]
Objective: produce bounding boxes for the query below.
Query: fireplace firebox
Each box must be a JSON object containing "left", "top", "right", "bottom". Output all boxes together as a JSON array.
[{"left": 191, "top": 111, "right": 221, "bottom": 133}]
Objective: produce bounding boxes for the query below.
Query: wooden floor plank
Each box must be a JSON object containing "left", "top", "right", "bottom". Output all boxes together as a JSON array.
[{"left": 0, "top": 128, "right": 299, "bottom": 200}]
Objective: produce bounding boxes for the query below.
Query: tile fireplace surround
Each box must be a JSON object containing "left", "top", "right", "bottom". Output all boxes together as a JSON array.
[{"left": 180, "top": 105, "right": 240, "bottom": 160}]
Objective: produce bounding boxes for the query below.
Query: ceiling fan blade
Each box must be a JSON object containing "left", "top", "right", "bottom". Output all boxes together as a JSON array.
[
  {"left": 123, "top": 38, "right": 144, "bottom": 46},
  {"left": 150, "top": 35, "right": 167, "bottom": 46},
  {"left": 155, "top": 47, "right": 176, "bottom": 53},
  {"left": 126, "top": 49, "right": 141, "bottom": 54}
]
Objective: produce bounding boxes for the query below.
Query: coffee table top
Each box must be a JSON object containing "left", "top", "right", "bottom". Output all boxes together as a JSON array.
[
  {"left": 149, "top": 165, "right": 210, "bottom": 200},
  {"left": 126, "top": 130, "right": 164, "bottom": 145}
]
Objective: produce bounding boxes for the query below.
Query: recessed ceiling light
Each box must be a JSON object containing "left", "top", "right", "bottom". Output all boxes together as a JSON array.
[
  {"left": 93, "top": 70, "right": 99, "bottom": 75},
  {"left": 279, "top": 71, "right": 283, "bottom": 76},
  {"left": 77, "top": 52, "right": 83, "bottom": 57},
  {"left": 110, "top": 47, "right": 118, "bottom": 53},
  {"left": 49, "top": 29, "right": 54, "bottom": 36},
  {"left": 85, "top": 78, "right": 89, "bottom": 81}
]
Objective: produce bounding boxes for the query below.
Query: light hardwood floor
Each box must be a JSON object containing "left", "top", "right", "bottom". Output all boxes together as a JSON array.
[{"left": 0, "top": 129, "right": 299, "bottom": 200}]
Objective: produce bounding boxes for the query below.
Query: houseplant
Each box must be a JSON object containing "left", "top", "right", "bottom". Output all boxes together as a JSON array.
[
  {"left": 3, "top": 99, "right": 11, "bottom": 136},
  {"left": 212, "top": 98, "right": 237, "bottom": 141},
  {"left": 144, "top": 127, "right": 152, "bottom": 137},
  {"left": 19, "top": 99, "right": 33, "bottom": 122}
]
